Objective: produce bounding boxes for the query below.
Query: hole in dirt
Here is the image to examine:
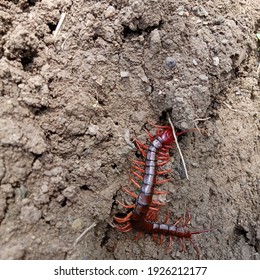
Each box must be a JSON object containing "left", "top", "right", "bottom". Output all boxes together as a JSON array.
[
  {"left": 60, "top": 197, "right": 67, "bottom": 207},
  {"left": 28, "top": 0, "right": 37, "bottom": 6},
  {"left": 234, "top": 225, "right": 248, "bottom": 239},
  {"left": 92, "top": 33, "right": 98, "bottom": 41},
  {"left": 29, "top": 105, "right": 48, "bottom": 116},
  {"left": 123, "top": 25, "right": 142, "bottom": 38},
  {"left": 111, "top": 163, "right": 117, "bottom": 169},
  {"left": 135, "top": 151, "right": 142, "bottom": 158},
  {"left": 100, "top": 223, "right": 111, "bottom": 247},
  {"left": 159, "top": 108, "right": 172, "bottom": 123},
  {"left": 80, "top": 185, "right": 91, "bottom": 191},
  {"left": 47, "top": 23, "right": 57, "bottom": 33},
  {"left": 21, "top": 56, "right": 35, "bottom": 71}
]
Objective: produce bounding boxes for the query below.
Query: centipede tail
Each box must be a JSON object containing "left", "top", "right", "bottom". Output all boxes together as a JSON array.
[{"left": 114, "top": 123, "right": 211, "bottom": 258}]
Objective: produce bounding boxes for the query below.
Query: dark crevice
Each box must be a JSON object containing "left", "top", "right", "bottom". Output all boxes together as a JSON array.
[
  {"left": 111, "top": 163, "right": 117, "bottom": 169},
  {"left": 28, "top": 0, "right": 38, "bottom": 6},
  {"left": 122, "top": 20, "right": 163, "bottom": 39},
  {"left": 21, "top": 55, "right": 35, "bottom": 71},
  {"left": 234, "top": 225, "right": 248, "bottom": 240},
  {"left": 123, "top": 25, "right": 142, "bottom": 38},
  {"left": 159, "top": 108, "right": 172, "bottom": 123},
  {"left": 80, "top": 185, "right": 92, "bottom": 191},
  {"left": 47, "top": 23, "right": 57, "bottom": 33},
  {"left": 60, "top": 197, "right": 67, "bottom": 207},
  {"left": 100, "top": 223, "right": 111, "bottom": 248},
  {"left": 29, "top": 105, "right": 48, "bottom": 116},
  {"left": 92, "top": 33, "right": 98, "bottom": 41}
]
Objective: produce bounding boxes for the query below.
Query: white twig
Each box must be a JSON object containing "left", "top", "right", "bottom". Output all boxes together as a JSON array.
[
  {"left": 53, "top": 13, "right": 67, "bottom": 38},
  {"left": 192, "top": 117, "right": 211, "bottom": 122},
  {"left": 191, "top": 117, "right": 211, "bottom": 134},
  {"left": 73, "top": 222, "right": 97, "bottom": 247},
  {"left": 167, "top": 114, "right": 189, "bottom": 180}
]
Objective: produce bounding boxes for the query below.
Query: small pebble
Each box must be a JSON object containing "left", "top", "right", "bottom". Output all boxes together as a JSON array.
[
  {"left": 150, "top": 29, "right": 161, "bottom": 53},
  {"left": 165, "top": 57, "right": 176, "bottom": 69},
  {"left": 87, "top": 124, "right": 99, "bottom": 136},
  {"left": 71, "top": 218, "right": 84, "bottom": 230},
  {"left": 199, "top": 74, "right": 209, "bottom": 81},
  {"left": 104, "top": 6, "right": 116, "bottom": 18},
  {"left": 213, "top": 56, "right": 220, "bottom": 66},
  {"left": 221, "top": 39, "right": 228, "bottom": 45},
  {"left": 192, "top": 6, "right": 209, "bottom": 17},
  {"left": 20, "top": 205, "right": 41, "bottom": 224},
  {"left": 120, "top": 71, "right": 129, "bottom": 78},
  {"left": 193, "top": 59, "right": 198, "bottom": 66}
]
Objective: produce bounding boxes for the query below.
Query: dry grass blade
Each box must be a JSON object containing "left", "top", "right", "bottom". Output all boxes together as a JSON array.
[
  {"left": 73, "top": 222, "right": 97, "bottom": 247},
  {"left": 53, "top": 13, "right": 67, "bottom": 39},
  {"left": 167, "top": 114, "right": 189, "bottom": 180}
]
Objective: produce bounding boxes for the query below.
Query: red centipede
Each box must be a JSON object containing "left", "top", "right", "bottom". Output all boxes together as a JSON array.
[{"left": 114, "top": 123, "right": 210, "bottom": 259}]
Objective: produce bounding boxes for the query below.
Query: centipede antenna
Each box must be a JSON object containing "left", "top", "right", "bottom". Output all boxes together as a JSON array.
[{"left": 167, "top": 114, "right": 189, "bottom": 181}]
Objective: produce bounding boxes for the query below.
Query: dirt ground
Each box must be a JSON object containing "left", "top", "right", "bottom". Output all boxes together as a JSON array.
[{"left": 0, "top": 0, "right": 259, "bottom": 260}]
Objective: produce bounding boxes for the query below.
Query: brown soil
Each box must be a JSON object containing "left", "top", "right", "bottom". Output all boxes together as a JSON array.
[{"left": 0, "top": 0, "right": 259, "bottom": 260}]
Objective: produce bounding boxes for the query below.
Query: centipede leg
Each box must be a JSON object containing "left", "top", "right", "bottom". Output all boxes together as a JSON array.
[
  {"left": 167, "top": 236, "right": 174, "bottom": 252},
  {"left": 178, "top": 238, "right": 185, "bottom": 253},
  {"left": 132, "top": 165, "right": 145, "bottom": 173},
  {"left": 157, "top": 169, "right": 172, "bottom": 175},
  {"left": 123, "top": 187, "right": 138, "bottom": 198},
  {"left": 154, "top": 189, "right": 169, "bottom": 195},
  {"left": 114, "top": 211, "right": 133, "bottom": 223},
  {"left": 182, "top": 209, "right": 191, "bottom": 227},
  {"left": 189, "top": 238, "right": 201, "bottom": 260},
  {"left": 151, "top": 200, "right": 167, "bottom": 206},
  {"left": 130, "top": 177, "right": 141, "bottom": 190},
  {"left": 135, "top": 139, "right": 148, "bottom": 157},
  {"left": 115, "top": 222, "right": 133, "bottom": 232},
  {"left": 157, "top": 159, "right": 170, "bottom": 166},
  {"left": 131, "top": 170, "right": 143, "bottom": 180},
  {"left": 156, "top": 178, "right": 172, "bottom": 184},
  {"left": 143, "top": 128, "right": 154, "bottom": 142},
  {"left": 116, "top": 200, "right": 135, "bottom": 209},
  {"left": 132, "top": 159, "right": 145, "bottom": 166},
  {"left": 133, "top": 231, "right": 144, "bottom": 240}
]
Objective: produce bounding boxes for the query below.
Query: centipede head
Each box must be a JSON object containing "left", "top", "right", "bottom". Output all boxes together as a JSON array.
[{"left": 157, "top": 127, "right": 174, "bottom": 145}]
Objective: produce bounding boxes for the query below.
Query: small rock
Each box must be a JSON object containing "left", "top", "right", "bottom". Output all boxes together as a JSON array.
[
  {"left": 165, "top": 57, "right": 176, "bottom": 69},
  {"left": 212, "top": 16, "right": 225, "bottom": 25},
  {"left": 150, "top": 29, "right": 161, "bottom": 54},
  {"left": 56, "top": 221, "right": 63, "bottom": 229},
  {"left": 62, "top": 186, "right": 76, "bottom": 200},
  {"left": 104, "top": 6, "right": 116, "bottom": 18},
  {"left": 199, "top": 74, "right": 209, "bottom": 81},
  {"left": 193, "top": 59, "right": 198, "bottom": 66},
  {"left": 213, "top": 56, "right": 220, "bottom": 66},
  {"left": 120, "top": 71, "right": 129, "bottom": 78},
  {"left": 87, "top": 124, "right": 99, "bottom": 136},
  {"left": 41, "top": 184, "right": 49, "bottom": 193},
  {"left": 221, "top": 39, "right": 228, "bottom": 45},
  {"left": 20, "top": 205, "right": 41, "bottom": 224},
  {"left": 15, "top": 185, "right": 28, "bottom": 199},
  {"left": 71, "top": 218, "right": 84, "bottom": 230},
  {"left": 192, "top": 6, "right": 209, "bottom": 17},
  {"left": 32, "top": 159, "right": 42, "bottom": 170}
]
